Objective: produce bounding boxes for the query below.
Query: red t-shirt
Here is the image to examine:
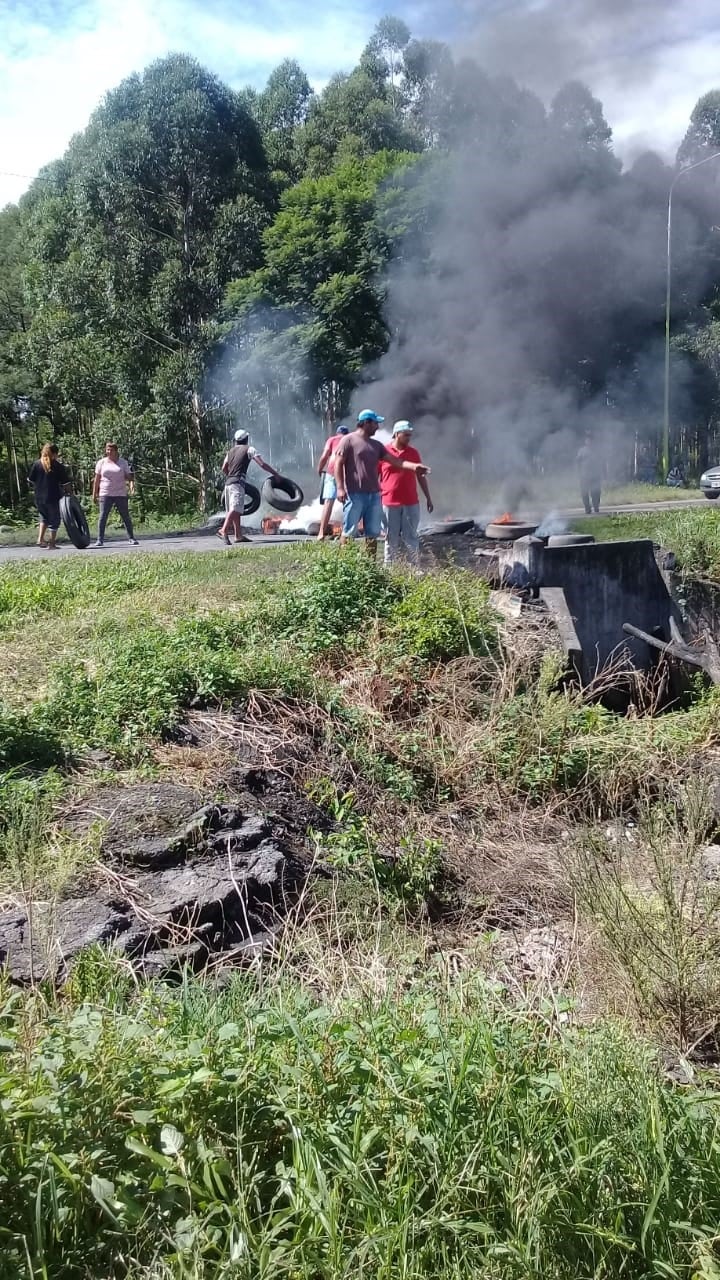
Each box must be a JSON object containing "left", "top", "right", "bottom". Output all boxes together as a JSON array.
[
  {"left": 324, "top": 434, "right": 344, "bottom": 476},
  {"left": 379, "top": 444, "right": 421, "bottom": 506}
]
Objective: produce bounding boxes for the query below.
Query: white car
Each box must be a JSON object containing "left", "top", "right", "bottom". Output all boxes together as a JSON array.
[{"left": 700, "top": 466, "right": 720, "bottom": 500}]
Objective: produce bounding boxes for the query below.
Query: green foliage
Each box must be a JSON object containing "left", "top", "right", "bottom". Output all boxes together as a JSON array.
[
  {"left": 388, "top": 572, "right": 498, "bottom": 662},
  {"left": 574, "top": 507, "right": 720, "bottom": 579},
  {"left": 313, "top": 787, "right": 441, "bottom": 909},
  {"left": 2, "top": 970, "right": 720, "bottom": 1277},
  {"left": 47, "top": 613, "right": 314, "bottom": 755},
  {"left": 278, "top": 545, "right": 403, "bottom": 651},
  {"left": 0, "top": 705, "right": 65, "bottom": 770}
]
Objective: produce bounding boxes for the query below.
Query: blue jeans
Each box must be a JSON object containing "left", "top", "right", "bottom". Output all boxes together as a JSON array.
[{"left": 342, "top": 491, "right": 382, "bottom": 539}]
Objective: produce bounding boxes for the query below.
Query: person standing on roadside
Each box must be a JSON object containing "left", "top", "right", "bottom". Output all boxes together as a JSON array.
[
  {"left": 577, "top": 431, "right": 602, "bottom": 515},
  {"left": 217, "top": 429, "right": 281, "bottom": 545},
  {"left": 28, "top": 443, "right": 70, "bottom": 550},
  {"left": 92, "top": 442, "right": 138, "bottom": 547},
  {"left": 379, "top": 421, "right": 433, "bottom": 564},
  {"left": 316, "top": 424, "right": 349, "bottom": 540},
  {"left": 334, "top": 410, "right": 430, "bottom": 559}
]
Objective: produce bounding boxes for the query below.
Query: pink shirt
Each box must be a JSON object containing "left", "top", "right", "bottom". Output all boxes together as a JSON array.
[{"left": 95, "top": 456, "right": 132, "bottom": 498}]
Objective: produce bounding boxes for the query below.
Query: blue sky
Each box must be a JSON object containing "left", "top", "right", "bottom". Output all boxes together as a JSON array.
[{"left": 2, "top": 0, "right": 720, "bottom": 209}]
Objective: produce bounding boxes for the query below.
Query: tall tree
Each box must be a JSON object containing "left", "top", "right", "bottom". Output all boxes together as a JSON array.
[
  {"left": 223, "top": 151, "right": 422, "bottom": 420},
  {"left": 678, "top": 90, "right": 720, "bottom": 163},
  {"left": 24, "top": 55, "right": 272, "bottom": 506},
  {"left": 256, "top": 59, "right": 313, "bottom": 186}
]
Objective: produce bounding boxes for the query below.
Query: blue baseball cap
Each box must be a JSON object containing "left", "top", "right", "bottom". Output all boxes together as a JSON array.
[
  {"left": 336, "top": 424, "right": 349, "bottom": 435},
  {"left": 357, "top": 409, "right": 384, "bottom": 423}
]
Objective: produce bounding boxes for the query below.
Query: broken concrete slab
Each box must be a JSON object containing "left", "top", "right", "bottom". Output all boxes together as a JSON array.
[{"left": 0, "top": 794, "right": 311, "bottom": 984}]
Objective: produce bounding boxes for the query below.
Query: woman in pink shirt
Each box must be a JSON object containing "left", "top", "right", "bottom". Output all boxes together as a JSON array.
[{"left": 91, "top": 442, "right": 139, "bottom": 547}]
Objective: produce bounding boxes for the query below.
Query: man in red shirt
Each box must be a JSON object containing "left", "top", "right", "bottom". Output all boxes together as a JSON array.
[
  {"left": 316, "top": 424, "right": 349, "bottom": 540},
  {"left": 379, "top": 420, "right": 433, "bottom": 564}
]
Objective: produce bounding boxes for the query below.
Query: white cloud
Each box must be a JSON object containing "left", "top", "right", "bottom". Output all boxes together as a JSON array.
[
  {"left": 2, "top": 0, "right": 720, "bottom": 209},
  {"left": 0, "top": 0, "right": 372, "bottom": 208}
]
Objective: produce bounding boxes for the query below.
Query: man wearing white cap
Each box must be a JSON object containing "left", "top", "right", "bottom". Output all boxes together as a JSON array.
[
  {"left": 217, "top": 430, "right": 280, "bottom": 545},
  {"left": 379, "top": 420, "right": 433, "bottom": 564},
  {"left": 334, "top": 410, "right": 430, "bottom": 558}
]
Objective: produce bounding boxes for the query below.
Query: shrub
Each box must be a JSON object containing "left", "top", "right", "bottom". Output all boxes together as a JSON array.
[
  {"left": 0, "top": 704, "right": 65, "bottom": 770},
  {"left": 388, "top": 572, "right": 498, "bottom": 662},
  {"left": 278, "top": 546, "right": 403, "bottom": 651},
  {"left": 46, "top": 615, "right": 316, "bottom": 755}
]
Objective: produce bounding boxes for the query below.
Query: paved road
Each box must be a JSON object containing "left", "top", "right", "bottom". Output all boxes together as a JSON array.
[
  {"left": 0, "top": 530, "right": 305, "bottom": 563},
  {"left": 0, "top": 498, "right": 712, "bottom": 564}
]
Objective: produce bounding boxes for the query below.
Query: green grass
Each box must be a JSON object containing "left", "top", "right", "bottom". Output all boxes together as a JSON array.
[
  {"left": 3, "top": 528, "right": 720, "bottom": 1277},
  {"left": 0, "top": 506, "right": 204, "bottom": 546},
  {"left": 601, "top": 482, "right": 703, "bottom": 505},
  {"left": 2, "top": 956, "right": 720, "bottom": 1279},
  {"left": 573, "top": 506, "right": 720, "bottom": 578}
]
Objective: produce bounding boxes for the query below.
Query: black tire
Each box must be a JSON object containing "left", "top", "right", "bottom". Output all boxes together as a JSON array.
[
  {"left": 60, "top": 495, "right": 92, "bottom": 549},
  {"left": 243, "top": 483, "right": 261, "bottom": 516},
  {"left": 704, "top": 492, "right": 720, "bottom": 501},
  {"left": 422, "top": 519, "right": 476, "bottom": 537},
  {"left": 484, "top": 521, "right": 537, "bottom": 541},
  {"left": 262, "top": 475, "right": 304, "bottom": 513},
  {"left": 546, "top": 533, "right": 595, "bottom": 547}
]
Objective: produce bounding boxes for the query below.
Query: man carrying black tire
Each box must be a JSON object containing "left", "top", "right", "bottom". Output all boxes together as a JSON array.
[{"left": 217, "top": 430, "right": 281, "bottom": 545}]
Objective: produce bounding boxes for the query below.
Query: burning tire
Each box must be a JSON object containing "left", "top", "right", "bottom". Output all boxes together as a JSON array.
[
  {"left": 243, "top": 483, "right": 261, "bottom": 516},
  {"left": 484, "top": 521, "right": 537, "bottom": 541},
  {"left": 60, "top": 495, "right": 92, "bottom": 549},
  {"left": 263, "top": 476, "right": 304, "bottom": 514},
  {"left": 546, "top": 533, "right": 595, "bottom": 547},
  {"left": 422, "top": 519, "right": 476, "bottom": 536}
]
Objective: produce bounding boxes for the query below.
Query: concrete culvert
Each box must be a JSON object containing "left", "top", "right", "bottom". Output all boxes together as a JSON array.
[
  {"left": 60, "top": 495, "right": 92, "bottom": 549},
  {"left": 263, "top": 476, "right": 304, "bottom": 513}
]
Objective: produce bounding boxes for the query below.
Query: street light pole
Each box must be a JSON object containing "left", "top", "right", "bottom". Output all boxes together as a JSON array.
[{"left": 663, "top": 151, "right": 720, "bottom": 477}]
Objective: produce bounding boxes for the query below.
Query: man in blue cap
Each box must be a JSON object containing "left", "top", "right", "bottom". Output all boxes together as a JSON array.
[{"left": 334, "top": 410, "right": 430, "bottom": 558}]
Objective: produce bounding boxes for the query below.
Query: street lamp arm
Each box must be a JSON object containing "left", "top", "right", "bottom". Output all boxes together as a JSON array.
[{"left": 663, "top": 150, "right": 720, "bottom": 477}]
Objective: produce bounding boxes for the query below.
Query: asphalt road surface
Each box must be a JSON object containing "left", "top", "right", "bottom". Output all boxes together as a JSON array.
[{"left": 0, "top": 497, "right": 711, "bottom": 564}]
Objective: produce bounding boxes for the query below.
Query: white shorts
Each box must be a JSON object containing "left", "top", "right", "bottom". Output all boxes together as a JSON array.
[{"left": 225, "top": 481, "right": 245, "bottom": 513}]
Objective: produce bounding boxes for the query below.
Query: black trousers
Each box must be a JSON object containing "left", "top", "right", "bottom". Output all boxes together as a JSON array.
[
  {"left": 581, "top": 487, "right": 601, "bottom": 514},
  {"left": 98, "top": 495, "right": 134, "bottom": 540}
]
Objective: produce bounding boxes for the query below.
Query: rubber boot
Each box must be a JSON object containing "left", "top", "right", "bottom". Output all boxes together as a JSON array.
[{"left": 365, "top": 537, "right": 378, "bottom": 560}]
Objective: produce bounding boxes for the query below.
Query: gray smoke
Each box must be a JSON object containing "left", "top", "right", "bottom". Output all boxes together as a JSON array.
[{"left": 352, "top": 18, "right": 718, "bottom": 515}]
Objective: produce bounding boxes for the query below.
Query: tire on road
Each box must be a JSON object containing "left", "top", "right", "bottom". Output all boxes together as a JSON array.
[
  {"left": 60, "top": 495, "right": 92, "bottom": 549},
  {"left": 546, "top": 533, "right": 595, "bottom": 547},
  {"left": 704, "top": 492, "right": 720, "bottom": 501},
  {"left": 422, "top": 519, "right": 476, "bottom": 537},
  {"left": 262, "top": 476, "right": 304, "bottom": 513},
  {"left": 484, "top": 521, "right": 537, "bottom": 541},
  {"left": 243, "top": 483, "right": 261, "bottom": 516}
]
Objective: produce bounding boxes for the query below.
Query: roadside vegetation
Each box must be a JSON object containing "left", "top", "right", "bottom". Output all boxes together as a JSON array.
[
  {"left": 575, "top": 505, "right": 720, "bottom": 578},
  {"left": 3, "top": 546, "right": 720, "bottom": 1277}
]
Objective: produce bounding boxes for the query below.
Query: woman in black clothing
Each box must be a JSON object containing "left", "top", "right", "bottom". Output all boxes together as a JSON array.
[{"left": 27, "top": 443, "right": 69, "bottom": 549}]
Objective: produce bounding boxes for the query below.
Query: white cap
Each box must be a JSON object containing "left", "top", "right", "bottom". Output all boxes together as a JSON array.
[
  {"left": 392, "top": 420, "right": 414, "bottom": 434},
  {"left": 233, "top": 430, "right": 249, "bottom": 444}
]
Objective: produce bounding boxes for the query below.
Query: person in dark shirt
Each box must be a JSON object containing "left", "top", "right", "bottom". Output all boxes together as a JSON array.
[
  {"left": 27, "top": 443, "right": 69, "bottom": 549},
  {"left": 217, "top": 429, "right": 281, "bottom": 544},
  {"left": 577, "top": 431, "right": 602, "bottom": 514}
]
